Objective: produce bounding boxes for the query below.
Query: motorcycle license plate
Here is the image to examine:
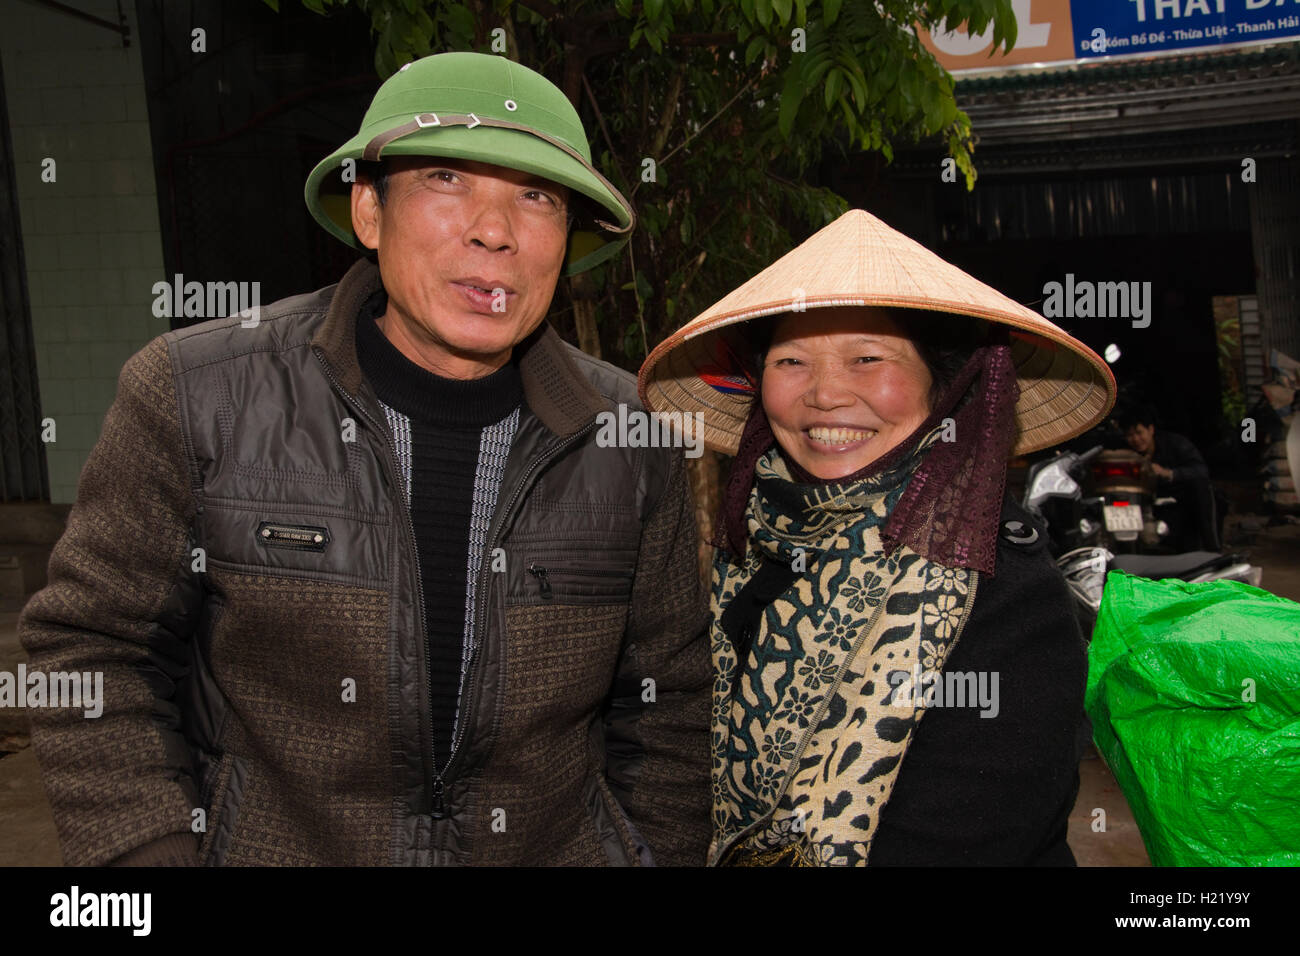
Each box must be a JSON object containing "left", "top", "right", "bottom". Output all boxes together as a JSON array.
[{"left": 1103, "top": 505, "right": 1143, "bottom": 532}]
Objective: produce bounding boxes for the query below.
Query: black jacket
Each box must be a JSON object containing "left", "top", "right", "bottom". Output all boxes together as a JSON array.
[
  {"left": 867, "top": 495, "right": 1086, "bottom": 865},
  {"left": 1153, "top": 431, "right": 1210, "bottom": 485}
]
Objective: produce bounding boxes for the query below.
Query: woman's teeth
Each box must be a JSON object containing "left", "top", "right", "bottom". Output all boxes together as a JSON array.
[{"left": 808, "top": 427, "right": 876, "bottom": 445}]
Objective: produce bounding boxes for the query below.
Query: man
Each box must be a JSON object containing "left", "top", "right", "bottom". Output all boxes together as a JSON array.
[
  {"left": 20, "top": 52, "right": 711, "bottom": 866},
  {"left": 1121, "top": 406, "right": 1220, "bottom": 552}
]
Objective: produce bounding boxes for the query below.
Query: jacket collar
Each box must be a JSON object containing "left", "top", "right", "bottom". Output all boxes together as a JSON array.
[{"left": 311, "top": 258, "right": 606, "bottom": 437}]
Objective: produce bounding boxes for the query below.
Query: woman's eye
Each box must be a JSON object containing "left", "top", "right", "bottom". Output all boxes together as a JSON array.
[
  {"left": 855, "top": 356, "right": 880, "bottom": 364},
  {"left": 771, "top": 357, "right": 801, "bottom": 367}
]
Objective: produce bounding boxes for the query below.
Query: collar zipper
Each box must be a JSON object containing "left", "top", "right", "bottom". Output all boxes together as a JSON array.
[{"left": 436, "top": 423, "right": 595, "bottom": 796}]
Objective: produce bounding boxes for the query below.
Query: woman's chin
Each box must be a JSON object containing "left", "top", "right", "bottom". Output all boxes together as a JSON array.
[{"left": 786, "top": 442, "right": 886, "bottom": 481}]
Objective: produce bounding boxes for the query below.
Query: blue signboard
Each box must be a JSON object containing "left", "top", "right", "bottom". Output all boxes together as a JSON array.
[{"left": 1071, "top": 0, "right": 1300, "bottom": 59}]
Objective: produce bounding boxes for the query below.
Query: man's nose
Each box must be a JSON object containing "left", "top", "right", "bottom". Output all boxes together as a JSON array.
[{"left": 465, "top": 196, "right": 517, "bottom": 253}]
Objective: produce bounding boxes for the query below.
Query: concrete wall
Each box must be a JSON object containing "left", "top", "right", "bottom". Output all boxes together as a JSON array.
[{"left": 1, "top": 0, "right": 167, "bottom": 504}]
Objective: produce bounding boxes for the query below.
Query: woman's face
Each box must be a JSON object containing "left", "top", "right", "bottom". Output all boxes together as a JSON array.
[{"left": 761, "top": 307, "right": 933, "bottom": 480}]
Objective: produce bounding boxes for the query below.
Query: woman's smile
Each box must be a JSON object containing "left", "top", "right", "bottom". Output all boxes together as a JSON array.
[{"left": 761, "top": 307, "right": 933, "bottom": 480}]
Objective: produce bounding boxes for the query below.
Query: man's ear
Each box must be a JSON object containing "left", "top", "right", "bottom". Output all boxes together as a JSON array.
[{"left": 351, "top": 179, "right": 382, "bottom": 251}]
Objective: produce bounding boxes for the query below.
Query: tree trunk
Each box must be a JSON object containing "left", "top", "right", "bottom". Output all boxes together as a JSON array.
[{"left": 568, "top": 272, "right": 601, "bottom": 359}]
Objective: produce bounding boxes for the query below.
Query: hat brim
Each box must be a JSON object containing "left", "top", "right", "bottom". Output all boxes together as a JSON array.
[
  {"left": 637, "top": 210, "right": 1117, "bottom": 458},
  {"left": 304, "top": 124, "right": 633, "bottom": 275}
]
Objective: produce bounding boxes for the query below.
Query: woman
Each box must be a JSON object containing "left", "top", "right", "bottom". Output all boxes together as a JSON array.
[{"left": 639, "top": 209, "right": 1116, "bottom": 866}]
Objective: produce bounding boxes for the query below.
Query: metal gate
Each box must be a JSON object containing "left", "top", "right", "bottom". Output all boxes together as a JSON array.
[{"left": 0, "top": 49, "right": 48, "bottom": 503}]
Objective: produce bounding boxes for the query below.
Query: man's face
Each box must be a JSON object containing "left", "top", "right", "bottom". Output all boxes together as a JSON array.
[
  {"left": 1125, "top": 423, "right": 1155, "bottom": 454},
  {"left": 351, "top": 156, "right": 570, "bottom": 379}
]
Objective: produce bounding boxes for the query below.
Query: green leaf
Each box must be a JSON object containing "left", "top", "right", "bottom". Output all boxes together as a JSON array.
[
  {"left": 444, "top": 4, "right": 475, "bottom": 39},
  {"left": 772, "top": 0, "right": 792, "bottom": 24},
  {"left": 635, "top": 269, "right": 653, "bottom": 303},
  {"left": 805, "top": 52, "right": 832, "bottom": 86},
  {"left": 755, "top": 0, "right": 772, "bottom": 28},
  {"left": 303, "top": 0, "right": 326, "bottom": 13},
  {"left": 824, "top": 67, "right": 842, "bottom": 109},
  {"left": 746, "top": 35, "right": 767, "bottom": 65},
  {"left": 778, "top": 67, "right": 806, "bottom": 138},
  {"left": 645, "top": 0, "right": 664, "bottom": 22},
  {"left": 824, "top": 0, "right": 842, "bottom": 27},
  {"left": 261, "top": 0, "right": 280, "bottom": 12},
  {"left": 837, "top": 55, "right": 867, "bottom": 108}
]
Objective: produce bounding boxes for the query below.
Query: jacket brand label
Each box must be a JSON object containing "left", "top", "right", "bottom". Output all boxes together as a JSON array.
[{"left": 256, "top": 522, "right": 330, "bottom": 552}]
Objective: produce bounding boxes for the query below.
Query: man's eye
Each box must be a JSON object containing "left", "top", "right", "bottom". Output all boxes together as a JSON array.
[
  {"left": 428, "top": 169, "right": 459, "bottom": 183},
  {"left": 524, "top": 189, "right": 559, "bottom": 207}
]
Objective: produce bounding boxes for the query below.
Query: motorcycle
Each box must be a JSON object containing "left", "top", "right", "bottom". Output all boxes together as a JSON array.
[
  {"left": 1023, "top": 445, "right": 1174, "bottom": 554},
  {"left": 1023, "top": 447, "right": 1263, "bottom": 638}
]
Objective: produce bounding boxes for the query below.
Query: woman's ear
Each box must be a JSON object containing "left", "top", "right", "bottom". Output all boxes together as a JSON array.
[{"left": 351, "top": 179, "right": 382, "bottom": 251}]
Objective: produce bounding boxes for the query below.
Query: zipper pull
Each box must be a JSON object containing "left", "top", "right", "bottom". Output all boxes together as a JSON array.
[
  {"left": 431, "top": 776, "right": 446, "bottom": 819},
  {"left": 527, "top": 563, "right": 553, "bottom": 600}
]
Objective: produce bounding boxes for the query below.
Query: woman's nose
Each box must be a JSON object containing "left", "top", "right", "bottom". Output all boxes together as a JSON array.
[{"left": 806, "top": 367, "right": 854, "bottom": 409}]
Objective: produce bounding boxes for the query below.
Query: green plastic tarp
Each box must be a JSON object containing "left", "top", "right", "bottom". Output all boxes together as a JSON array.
[{"left": 1086, "top": 570, "right": 1300, "bottom": 866}]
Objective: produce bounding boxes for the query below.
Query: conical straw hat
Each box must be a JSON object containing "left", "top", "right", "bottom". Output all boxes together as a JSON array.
[{"left": 637, "top": 208, "right": 1116, "bottom": 457}]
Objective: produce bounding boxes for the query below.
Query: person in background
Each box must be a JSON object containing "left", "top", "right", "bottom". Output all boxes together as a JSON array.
[{"left": 1120, "top": 405, "right": 1221, "bottom": 552}]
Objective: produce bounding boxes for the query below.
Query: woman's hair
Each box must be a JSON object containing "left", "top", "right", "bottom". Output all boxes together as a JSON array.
[{"left": 744, "top": 308, "right": 988, "bottom": 411}]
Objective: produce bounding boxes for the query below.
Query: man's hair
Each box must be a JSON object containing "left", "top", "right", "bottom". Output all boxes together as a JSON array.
[
  {"left": 745, "top": 308, "right": 987, "bottom": 411},
  {"left": 360, "top": 159, "right": 391, "bottom": 206},
  {"left": 1117, "top": 403, "right": 1158, "bottom": 431}
]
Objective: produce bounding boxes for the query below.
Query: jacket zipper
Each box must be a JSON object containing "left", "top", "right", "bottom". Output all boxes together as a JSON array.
[
  {"left": 437, "top": 424, "right": 596, "bottom": 793},
  {"left": 526, "top": 564, "right": 553, "bottom": 600},
  {"left": 313, "top": 353, "right": 436, "bottom": 812},
  {"left": 526, "top": 562, "right": 631, "bottom": 600}
]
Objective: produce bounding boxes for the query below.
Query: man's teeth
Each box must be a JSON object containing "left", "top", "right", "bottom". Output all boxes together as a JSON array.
[{"left": 808, "top": 427, "right": 876, "bottom": 445}]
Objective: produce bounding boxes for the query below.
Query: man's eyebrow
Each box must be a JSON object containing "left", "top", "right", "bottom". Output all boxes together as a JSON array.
[{"left": 522, "top": 176, "right": 568, "bottom": 196}]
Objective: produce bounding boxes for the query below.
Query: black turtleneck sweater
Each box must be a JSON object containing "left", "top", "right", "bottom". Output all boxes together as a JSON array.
[{"left": 355, "top": 293, "right": 522, "bottom": 771}]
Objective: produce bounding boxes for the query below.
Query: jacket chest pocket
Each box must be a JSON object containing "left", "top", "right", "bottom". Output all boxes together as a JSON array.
[
  {"left": 503, "top": 528, "right": 639, "bottom": 605},
  {"left": 198, "top": 500, "right": 390, "bottom": 589},
  {"left": 523, "top": 557, "right": 635, "bottom": 604}
]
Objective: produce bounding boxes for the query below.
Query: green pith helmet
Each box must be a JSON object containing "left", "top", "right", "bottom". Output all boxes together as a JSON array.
[{"left": 304, "top": 51, "right": 635, "bottom": 276}]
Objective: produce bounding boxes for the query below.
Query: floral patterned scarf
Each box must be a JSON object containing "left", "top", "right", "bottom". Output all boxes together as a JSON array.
[{"left": 709, "top": 426, "right": 980, "bottom": 866}]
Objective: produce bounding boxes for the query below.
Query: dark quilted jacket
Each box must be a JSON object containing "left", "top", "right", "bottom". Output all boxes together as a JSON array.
[{"left": 19, "top": 259, "right": 712, "bottom": 866}]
